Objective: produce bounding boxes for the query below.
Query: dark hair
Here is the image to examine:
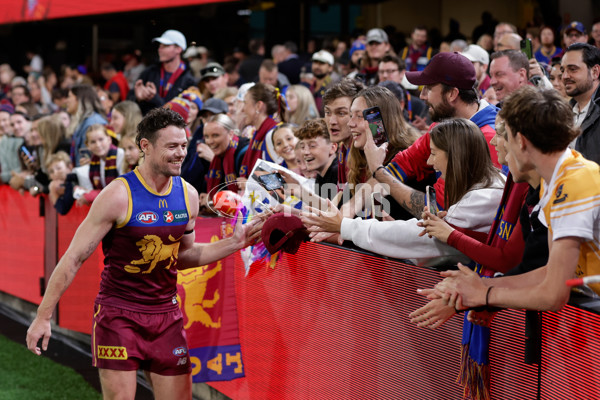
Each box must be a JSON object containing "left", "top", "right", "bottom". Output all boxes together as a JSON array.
[
  {"left": 499, "top": 86, "right": 578, "bottom": 154},
  {"left": 247, "top": 82, "right": 285, "bottom": 121},
  {"left": 440, "top": 83, "right": 479, "bottom": 105},
  {"left": 379, "top": 54, "right": 406, "bottom": 71},
  {"left": 248, "top": 38, "right": 264, "bottom": 55},
  {"left": 12, "top": 84, "right": 31, "bottom": 100},
  {"left": 136, "top": 107, "right": 187, "bottom": 149},
  {"left": 490, "top": 50, "right": 529, "bottom": 79},
  {"left": 284, "top": 41, "right": 298, "bottom": 54},
  {"left": 69, "top": 84, "right": 105, "bottom": 117},
  {"left": 430, "top": 118, "right": 501, "bottom": 208},
  {"left": 565, "top": 43, "right": 600, "bottom": 69},
  {"left": 413, "top": 25, "right": 428, "bottom": 33},
  {"left": 322, "top": 77, "right": 365, "bottom": 107},
  {"left": 294, "top": 118, "right": 330, "bottom": 141}
]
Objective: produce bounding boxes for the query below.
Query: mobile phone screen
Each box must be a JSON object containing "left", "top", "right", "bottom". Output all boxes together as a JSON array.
[
  {"left": 258, "top": 173, "right": 285, "bottom": 191},
  {"left": 363, "top": 106, "right": 388, "bottom": 146},
  {"left": 426, "top": 186, "right": 437, "bottom": 216}
]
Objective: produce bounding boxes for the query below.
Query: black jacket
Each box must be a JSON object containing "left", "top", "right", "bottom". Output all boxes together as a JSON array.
[
  {"left": 573, "top": 85, "right": 600, "bottom": 164},
  {"left": 127, "top": 63, "right": 196, "bottom": 115}
]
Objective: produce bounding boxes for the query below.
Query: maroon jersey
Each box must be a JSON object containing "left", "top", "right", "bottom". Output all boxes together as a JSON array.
[{"left": 95, "top": 169, "right": 192, "bottom": 313}]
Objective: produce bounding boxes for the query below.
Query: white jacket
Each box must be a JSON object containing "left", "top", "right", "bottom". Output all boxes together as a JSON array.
[{"left": 340, "top": 175, "right": 506, "bottom": 266}]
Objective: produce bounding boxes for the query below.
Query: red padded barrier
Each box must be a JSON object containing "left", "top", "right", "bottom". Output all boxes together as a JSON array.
[{"left": 0, "top": 186, "right": 44, "bottom": 304}]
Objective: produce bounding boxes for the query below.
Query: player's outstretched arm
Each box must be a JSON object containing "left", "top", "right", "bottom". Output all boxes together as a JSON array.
[{"left": 26, "top": 180, "right": 128, "bottom": 355}]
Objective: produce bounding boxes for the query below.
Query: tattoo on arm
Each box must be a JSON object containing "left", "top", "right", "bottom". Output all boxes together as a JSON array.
[{"left": 402, "top": 190, "right": 425, "bottom": 218}]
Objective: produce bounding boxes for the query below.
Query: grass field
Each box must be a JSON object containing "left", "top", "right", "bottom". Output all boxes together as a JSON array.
[{"left": 0, "top": 334, "right": 101, "bottom": 400}]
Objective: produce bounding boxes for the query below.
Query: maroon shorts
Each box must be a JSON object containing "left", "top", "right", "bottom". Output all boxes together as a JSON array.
[{"left": 92, "top": 304, "right": 191, "bottom": 375}]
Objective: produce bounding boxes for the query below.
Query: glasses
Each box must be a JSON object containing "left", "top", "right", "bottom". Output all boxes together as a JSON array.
[{"left": 378, "top": 69, "right": 398, "bottom": 75}]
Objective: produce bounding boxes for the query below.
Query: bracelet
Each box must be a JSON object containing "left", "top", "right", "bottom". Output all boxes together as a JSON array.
[
  {"left": 372, "top": 165, "right": 386, "bottom": 179},
  {"left": 485, "top": 286, "right": 494, "bottom": 307}
]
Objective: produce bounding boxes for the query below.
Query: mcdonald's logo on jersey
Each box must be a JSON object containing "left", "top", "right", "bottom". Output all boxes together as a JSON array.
[{"left": 159, "top": 199, "right": 169, "bottom": 208}]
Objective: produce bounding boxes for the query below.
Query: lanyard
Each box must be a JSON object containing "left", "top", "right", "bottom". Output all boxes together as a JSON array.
[{"left": 159, "top": 62, "right": 186, "bottom": 98}]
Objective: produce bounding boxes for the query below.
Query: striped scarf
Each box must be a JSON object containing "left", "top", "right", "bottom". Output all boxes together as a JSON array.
[{"left": 89, "top": 145, "right": 118, "bottom": 190}]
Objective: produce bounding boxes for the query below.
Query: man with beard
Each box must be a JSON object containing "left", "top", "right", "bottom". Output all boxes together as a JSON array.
[
  {"left": 364, "top": 52, "right": 500, "bottom": 217},
  {"left": 562, "top": 43, "right": 600, "bottom": 163},
  {"left": 310, "top": 50, "right": 337, "bottom": 116},
  {"left": 26, "top": 108, "right": 263, "bottom": 399},
  {"left": 128, "top": 30, "right": 196, "bottom": 115}
]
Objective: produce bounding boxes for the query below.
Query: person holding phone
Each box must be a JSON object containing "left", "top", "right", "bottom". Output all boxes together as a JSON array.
[
  {"left": 345, "top": 85, "right": 419, "bottom": 219},
  {"left": 302, "top": 118, "right": 505, "bottom": 266}
]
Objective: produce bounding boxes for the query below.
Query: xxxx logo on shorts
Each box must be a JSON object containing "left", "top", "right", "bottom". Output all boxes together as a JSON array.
[{"left": 98, "top": 345, "right": 128, "bottom": 360}]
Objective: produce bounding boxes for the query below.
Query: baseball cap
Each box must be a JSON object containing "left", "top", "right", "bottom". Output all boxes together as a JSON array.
[
  {"left": 405, "top": 52, "right": 476, "bottom": 90},
  {"left": 378, "top": 80, "right": 405, "bottom": 103},
  {"left": 312, "top": 50, "right": 334, "bottom": 65},
  {"left": 565, "top": 21, "right": 586, "bottom": 35},
  {"left": 201, "top": 98, "right": 229, "bottom": 115},
  {"left": 366, "top": 28, "right": 389, "bottom": 44},
  {"left": 261, "top": 213, "right": 307, "bottom": 254},
  {"left": 183, "top": 45, "right": 208, "bottom": 59},
  {"left": 349, "top": 40, "right": 366, "bottom": 57},
  {"left": 200, "top": 62, "right": 225, "bottom": 81},
  {"left": 461, "top": 44, "right": 489, "bottom": 65},
  {"left": 152, "top": 30, "right": 187, "bottom": 51}
]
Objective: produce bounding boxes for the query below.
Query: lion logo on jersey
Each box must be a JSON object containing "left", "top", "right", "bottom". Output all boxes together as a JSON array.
[{"left": 124, "top": 234, "right": 181, "bottom": 274}]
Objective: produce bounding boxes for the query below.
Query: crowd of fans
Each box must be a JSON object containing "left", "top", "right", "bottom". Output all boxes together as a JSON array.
[{"left": 2, "top": 14, "right": 600, "bottom": 399}]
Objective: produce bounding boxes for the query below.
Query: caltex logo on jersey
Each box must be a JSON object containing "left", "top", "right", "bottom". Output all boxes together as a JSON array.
[
  {"left": 136, "top": 211, "right": 158, "bottom": 224},
  {"left": 164, "top": 211, "right": 174, "bottom": 223}
]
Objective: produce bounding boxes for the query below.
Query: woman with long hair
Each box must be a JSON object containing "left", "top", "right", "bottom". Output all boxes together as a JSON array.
[
  {"left": 302, "top": 118, "right": 505, "bottom": 265},
  {"left": 238, "top": 82, "right": 286, "bottom": 178},
  {"left": 110, "top": 100, "right": 142, "bottom": 140},
  {"left": 65, "top": 84, "right": 107, "bottom": 166},
  {"left": 38, "top": 114, "right": 70, "bottom": 171},
  {"left": 286, "top": 84, "right": 318, "bottom": 125}
]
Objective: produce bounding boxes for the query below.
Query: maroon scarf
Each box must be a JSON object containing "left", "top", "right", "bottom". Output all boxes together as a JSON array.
[
  {"left": 206, "top": 136, "right": 240, "bottom": 194},
  {"left": 89, "top": 145, "right": 118, "bottom": 190},
  {"left": 238, "top": 116, "right": 277, "bottom": 178}
]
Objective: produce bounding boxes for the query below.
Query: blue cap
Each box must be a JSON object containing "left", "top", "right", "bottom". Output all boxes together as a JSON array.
[
  {"left": 565, "top": 21, "right": 586, "bottom": 34},
  {"left": 349, "top": 40, "right": 366, "bottom": 57}
]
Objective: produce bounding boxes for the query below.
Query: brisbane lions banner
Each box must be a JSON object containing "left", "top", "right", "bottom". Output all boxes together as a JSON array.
[{"left": 176, "top": 216, "right": 244, "bottom": 383}]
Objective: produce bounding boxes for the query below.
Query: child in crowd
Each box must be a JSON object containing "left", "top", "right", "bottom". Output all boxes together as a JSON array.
[
  {"left": 295, "top": 118, "right": 338, "bottom": 200},
  {"left": 46, "top": 151, "right": 75, "bottom": 214},
  {"left": 271, "top": 123, "right": 300, "bottom": 174},
  {"left": 119, "top": 133, "right": 141, "bottom": 173},
  {"left": 72, "top": 124, "right": 124, "bottom": 206}
]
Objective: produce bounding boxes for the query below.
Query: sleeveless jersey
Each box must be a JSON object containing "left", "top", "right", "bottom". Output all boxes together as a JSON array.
[{"left": 96, "top": 168, "right": 192, "bottom": 313}]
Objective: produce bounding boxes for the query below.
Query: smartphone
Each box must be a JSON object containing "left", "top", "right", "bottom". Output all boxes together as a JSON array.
[
  {"left": 426, "top": 185, "right": 437, "bottom": 216},
  {"left": 21, "top": 145, "right": 34, "bottom": 161},
  {"left": 79, "top": 148, "right": 92, "bottom": 159},
  {"left": 363, "top": 106, "right": 388, "bottom": 146},
  {"left": 520, "top": 38, "right": 533, "bottom": 60},
  {"left": 256, "top": 172, "right": 286, "bottom": 191}
]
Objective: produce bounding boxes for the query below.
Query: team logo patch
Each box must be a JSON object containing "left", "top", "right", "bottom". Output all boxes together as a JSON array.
[
  {"left": 98, "top": 346, "right": 128, "bottom": 360},
  {"left": 136, "top": 211, "right": 158, "bottom": 224},
  {"left": 163, "top": 210, "right": 189, "bottom": 223},
  {"left": 173, "top": 346, "right": 187, "bottom": 356},
  {"left": 553, "top": 184, "right": 568, "bottom": 204}
]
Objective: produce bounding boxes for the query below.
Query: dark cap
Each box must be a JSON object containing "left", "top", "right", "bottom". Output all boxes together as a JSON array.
[
  {"left": 261, "top": 213, "right": 307, "bottom": 254},
  {"left": 200, "top": 62, "right": 225, "bottom": 81},
  {"left": 200, "top": 98, "right": 228, "bottom": 115},
  {"left": 405, "top": 52, "right": 476, "bottom": 90},
  {"left": 564, "top": 21, "right": 586, "bottom": 35}
]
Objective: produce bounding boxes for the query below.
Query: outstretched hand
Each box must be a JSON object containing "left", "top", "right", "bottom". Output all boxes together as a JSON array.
[
  {"left": 233, "top": 211, "right": 265, "bottom": 249},
  {"left": 300, "top": 199, "right": 343, "bottom": 235},
  {"left": 439, "top": 263, "right": 488, "bottom": 308}
]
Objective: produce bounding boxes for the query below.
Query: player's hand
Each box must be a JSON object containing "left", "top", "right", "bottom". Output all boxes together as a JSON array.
[{"left": 26, "top": 316, "right": 51, "bottom": 356}]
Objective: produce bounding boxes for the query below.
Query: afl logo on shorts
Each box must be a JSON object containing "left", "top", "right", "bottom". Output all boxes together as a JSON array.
[
  {"left": 163, "top": 211, "right": 174, "bottom": 223},
  {"left": 136, "top": 211, "right": 158, "bottom": 224},
  {"left": 173, "top": 347, "right": 187, "bottom": 356}
]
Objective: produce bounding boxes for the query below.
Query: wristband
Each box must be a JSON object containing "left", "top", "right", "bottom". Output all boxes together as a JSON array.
[
  {"left": 372, "top": 165, "right": 386, "bottom": 179},
  {"left": 184, "top": 229, "right": 194, "bottom": 235},
  {"left": 485, "top": 286, "right": 494, "bottom": 307}
]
